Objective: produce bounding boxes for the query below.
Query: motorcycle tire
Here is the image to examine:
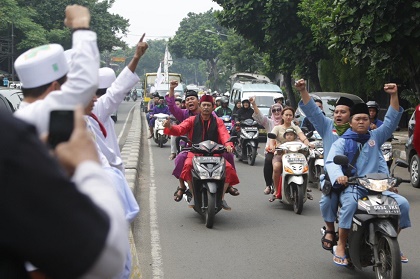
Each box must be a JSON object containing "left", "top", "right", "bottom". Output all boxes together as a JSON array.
[
  {"left": 247, "top": 146, "right": 257, "bottom": 166},
  {"left": 315, "top": 165, "right": 324, "bottom": 191},
  {"left": 205, "top": 191, "right": 216, "bottom": 228},
  {"left": 293, "top": 184, "right": 304, "bottom": 215},
  {"left": 374, "top": 235, "right": 401, "bottom": 279},
  {"left": 158, "top": 135, "right": 164, "bottom": 148}
]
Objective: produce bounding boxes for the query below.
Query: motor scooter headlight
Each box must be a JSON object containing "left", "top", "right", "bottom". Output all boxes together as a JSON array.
[
  {"left": 193, "top": 158, "right": 211, "bottom": 179},
  {"left": 211, "top": 165, "right": 224, "bottom": 180}
]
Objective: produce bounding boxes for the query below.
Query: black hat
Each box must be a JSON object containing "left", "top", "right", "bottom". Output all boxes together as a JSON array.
[
  {"left": 158, "top": 95, "right": 164, "bottom": 100},
  {"left": 185, "top": 90, "right": 198, "bottom": 99},
  {"left": 350, "top": 103, "right": 369, "bottom": 116},
  {"left": 335, "top": 97, "right": 354, "bottom": 108}
]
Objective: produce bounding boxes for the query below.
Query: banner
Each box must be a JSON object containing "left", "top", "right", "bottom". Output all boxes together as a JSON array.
[
  {"left": 163, "top": 46, "right": 172, "bottom": 83},
  {"left": 154, "top": 63, "right": 163, "bottom": 88}
]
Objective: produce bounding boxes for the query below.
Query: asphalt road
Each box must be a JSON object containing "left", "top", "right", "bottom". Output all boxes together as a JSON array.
[{"left": 121, "top": 111, "right": 420, "bottom": 279}]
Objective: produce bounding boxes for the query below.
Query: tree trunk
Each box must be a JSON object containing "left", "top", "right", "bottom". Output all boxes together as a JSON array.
[
  {"left": 284, "top": 72, "right": 297, "bottom": 108},
  {"left": 308, "top": 62, "right": 322, "bottom": 92}
]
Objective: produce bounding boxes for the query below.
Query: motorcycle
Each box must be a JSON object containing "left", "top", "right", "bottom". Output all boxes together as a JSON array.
[
  {"left": 325, "top": 155, "right": 409, "bottom": 278},
  {"left": 180, "top": 137, "right": 236, "bottom": 228},
  {"left": 220, "top": 115, "right": 233, "bottom": 134},
  {"left": 382, "top": 135, "right": 396, "bottom": 172},
  {"left": 131, "top": 90, "right": 138, "bottom": 101},
  {"left": 233, "top": 118, "right": 259, "bottom": 166},
  {"left": 152, "top": 113, "right": 170, "bottom": 148},
  {"left": 307, "top": 131, "right": 324, "bottom": 190},
  {"left": 268, "top": 133, "right": 310, "bottom": 214}
]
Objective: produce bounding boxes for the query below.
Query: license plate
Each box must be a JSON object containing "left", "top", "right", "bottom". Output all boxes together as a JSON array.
[
  {"left": 195, "top": 157, "right": 221, "bottom": 163},
  {"left": 287, "top": 158, "right": 306, "bottom": 163},
  {"left": 366, "top": 204, "right": 400, "bottom": 215},
  {"left": 244, "top": 127, "right": 257, "bottom": 131}
]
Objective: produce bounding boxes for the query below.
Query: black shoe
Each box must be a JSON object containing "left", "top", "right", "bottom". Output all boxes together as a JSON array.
[{"left": 221, "top": 200, "right": 231, "bottom": 211}]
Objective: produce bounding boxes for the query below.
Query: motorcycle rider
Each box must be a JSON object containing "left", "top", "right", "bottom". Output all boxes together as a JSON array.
[
  {"left": 301, "top": 97, "right": 324, "bottom": 133},
  {"left": 366, "top": 100, "right": 383, "bottom": 130},
  {"left": 273, "top": 93, "right": 285, "bottom": 106},
  {"left": 148, "top": 96, "right": 170, "bottom": 139},
  {"left": 269, "top": 107, "right": 311, "bottom": 201},
  {"left": 169, "top": 98, "right": 183, "bottom": 160},
  {"left": 163, "top": 94, "right": 240, "bottom": 210},
  {"left": 236, "top": 98, "right": 254, "bottom": 122},
  {"left": 165, "top": 81, "right": 239, "bottom": 201},
  {"left": 232, "top": 99, "right": 242, "bottom": 116},
  {"left": 215, "top": 97, "right": 233, "bottom": 117},
  {"left": 325, "top": 96, "right": 410, "bottom": 266},
  {"left": 250, "top": 96, "right": 283, "bottom": 195},
  {"left": 295, "top": 79, "right": 391, "bottom": 251}
]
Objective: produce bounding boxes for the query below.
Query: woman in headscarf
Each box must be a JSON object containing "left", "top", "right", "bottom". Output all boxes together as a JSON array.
[
  {"left": 232, "top": 99, "right": 242, "bottom": 116},
  {"left": 250, "top": 97, "right": 283, "bottom": 195}
]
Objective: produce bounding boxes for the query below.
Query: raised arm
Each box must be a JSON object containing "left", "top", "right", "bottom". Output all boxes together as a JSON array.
[{"left": 295, "top": 79, "right": 311, "bottom": 105}]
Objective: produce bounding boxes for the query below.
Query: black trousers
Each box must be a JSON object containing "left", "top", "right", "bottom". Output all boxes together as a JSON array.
[{"left": 263, "top": 152, "right": 274, "bottom": 187}]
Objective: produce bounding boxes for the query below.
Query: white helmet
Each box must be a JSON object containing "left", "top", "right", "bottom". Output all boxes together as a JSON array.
[
  {"left": 273, "top": 93, "right": 284, "bottom": 103},
  {"left": 215, "top": 96, "right": 222, "bottom": 102}
]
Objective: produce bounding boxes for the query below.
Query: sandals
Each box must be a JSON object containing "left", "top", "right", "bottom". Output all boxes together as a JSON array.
[
  {"left": 333, "top": 246, "right": 348, "bottom": 266},
  {"left": 401, "top": 252, "right": 408, "bottom": 263},
  {"left": 269, "top": 195, "right": 277, "bottom": 202},
  {"left": 264, "top": 186, "right": 272, "bottom": 195},
  {"left": 173, "top": 187, "right": 186, "bottom": 202},
  {"left": 321, "top": 229, "right": 337, "bottom": 251},
  {"left": 227, "top": 186, "right": 240, "bottom": 196}
]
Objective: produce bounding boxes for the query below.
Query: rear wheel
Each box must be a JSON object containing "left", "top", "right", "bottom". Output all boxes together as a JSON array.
[
  {"left": 293, "top": 184, "right": 304, "bottom": 214},
  {"left": 247, "top": 146, "right": 257, "bottom": 166},
  {"left": 205, "top": 191, "right": 215, "bottom": 228},
  {"left": 374, "top": 235, "right": 401, "bottom": 279},
  {"left": 410, "top": 154, "right": 420, "bottom": 188}
]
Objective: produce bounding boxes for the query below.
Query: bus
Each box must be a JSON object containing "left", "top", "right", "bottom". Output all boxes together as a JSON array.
[{"left": 143, "top": 72, "right": 182, "bottom": 104}]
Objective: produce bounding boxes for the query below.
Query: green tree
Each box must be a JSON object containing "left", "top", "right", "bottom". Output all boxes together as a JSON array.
[
  {"left": 302, "top": 0, "right": 420, "bottom": 100},
  {"left": 169, "top": 10, "right": 226, "bottom": 91}
]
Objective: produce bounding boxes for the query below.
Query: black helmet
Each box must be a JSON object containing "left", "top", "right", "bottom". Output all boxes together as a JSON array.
[
  {"left": 366, "top": 101, "right": 380, "bottom": 111},
  {"left": 152, "top": 92, "right": 159, "bottom": 98}
]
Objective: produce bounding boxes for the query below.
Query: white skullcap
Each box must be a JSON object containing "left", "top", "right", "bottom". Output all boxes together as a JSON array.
[
  {"left": 98, "top": 67, "right": 116, "bottom": 89},
  {"left": 14, "top": 44, "right": 68, "bottom": 89}
]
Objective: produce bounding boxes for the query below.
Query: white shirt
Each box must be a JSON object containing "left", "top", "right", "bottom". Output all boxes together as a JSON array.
[
  {"left": 15, "top": 30, "right": 99, "bottom": 135},
  {"left": 93, "top": 67, "right": 140, "bottom": 159}
]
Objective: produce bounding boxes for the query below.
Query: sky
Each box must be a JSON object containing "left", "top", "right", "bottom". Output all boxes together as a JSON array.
[{"left": 109, "top": 0, "right": 222, "bottom": 47}]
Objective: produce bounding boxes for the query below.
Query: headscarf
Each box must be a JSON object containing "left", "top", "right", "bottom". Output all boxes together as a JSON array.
[{"left": 270, "top": 104, "right": 283, "bottom": 126}]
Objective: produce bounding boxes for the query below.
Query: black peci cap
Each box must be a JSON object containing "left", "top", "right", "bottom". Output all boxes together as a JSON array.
[{"left": 335, "top": 97, "right": 354, "bottom": 108}]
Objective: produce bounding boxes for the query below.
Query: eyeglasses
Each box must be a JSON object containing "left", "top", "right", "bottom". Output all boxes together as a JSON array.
[{"left": 272, "top": 108, "right": 282, "bottom": 113}]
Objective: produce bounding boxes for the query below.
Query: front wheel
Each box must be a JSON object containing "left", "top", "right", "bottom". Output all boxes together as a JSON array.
[
  {"left": 410, "top": 154, "right": 420, "bottom": 188},
  {"left": 293, "top": 184, "right": 304, "bottom": 214},
  {"left": 374, "top": 235, "right": 401, "bottom": 279},
  {"left": 247, "top": 145, "right": 257, "bottom": 166},
  {"left": 158, "top": 135, "right": 164, "bottom": 148},
  {"left": 315, "top": 165, "right": 324, "bottom": 190},
  {"left": 205, "top": 191, "right": 216, "bottom": 228}
]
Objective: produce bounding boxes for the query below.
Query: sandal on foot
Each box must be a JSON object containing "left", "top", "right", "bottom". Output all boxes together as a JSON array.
[
  {"left": 307, "top": 193, "right": 314, "bottom": 200},
  {"left": 264, "top": 186, "right": 272, "bottom": 195},
  {"left": 333, "top": 246, "right": 348, "bottom": 266},
  {"left": 401, "top": 252, "right": 408, "bottom": 263},
  {"left": 321, "top": 230, "right": 337, "bottom": 251},
  {"left": 227, "top": 186, "right": 240, "bottom": 196},
  {"left": 221, "top": 200, "right": 231, "bottom": 211},
  {"left": 269, "top": 195, "right": 277, "bottom": 202},
  {"left": 173, "top": 187, "right": 186, "bottom": 202}
]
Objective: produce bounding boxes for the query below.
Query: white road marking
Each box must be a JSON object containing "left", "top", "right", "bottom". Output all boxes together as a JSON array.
[
  {"left": 117, "top": 103, "right": 137, "bottom": 144},
  {"left": 146, "top": 117, "right": 164, "bottom": 278}
]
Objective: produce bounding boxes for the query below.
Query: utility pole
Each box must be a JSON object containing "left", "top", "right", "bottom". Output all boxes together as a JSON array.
[{"left": 11, "top": 23, "right": 15, "bottom": 82}]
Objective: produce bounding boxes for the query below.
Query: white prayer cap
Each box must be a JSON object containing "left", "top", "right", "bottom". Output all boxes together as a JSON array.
[
  {"left": 14, "top": 44, "right": 68, "bottom": 89},
  {"left": 98, "top": 67, "right": 116, "bottom": 89}
]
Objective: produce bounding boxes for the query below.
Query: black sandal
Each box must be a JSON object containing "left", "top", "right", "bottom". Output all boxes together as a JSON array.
[
  {"left": 226, "top": 186, "right": 240, "bottom": 196},
  {"left": 321, "top": 229, "right": 337, "bottom": 251},
  {"left": 174, "top": 187, "right": 186, "bottom": 202}
]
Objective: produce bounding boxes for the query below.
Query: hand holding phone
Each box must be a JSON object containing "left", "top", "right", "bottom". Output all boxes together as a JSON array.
[{"left": 48, "top": 110, "right": 74, "bottom": 148}]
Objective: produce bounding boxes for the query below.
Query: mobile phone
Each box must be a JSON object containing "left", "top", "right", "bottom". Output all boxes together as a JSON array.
[{"left": 48, "top": 110, "right": 74, "bottom": 148}]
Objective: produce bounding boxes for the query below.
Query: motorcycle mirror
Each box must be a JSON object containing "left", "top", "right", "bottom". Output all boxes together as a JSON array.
[
  {"left": 333, "top": 155, "right": 349, "bottom": 166},
  {"left": 267, "top": 133, "right": 276, "bottom": 139}
]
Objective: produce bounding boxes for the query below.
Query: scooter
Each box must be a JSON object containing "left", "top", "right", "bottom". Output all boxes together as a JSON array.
[
  {"left": 220, "top": 115, "right": 233, "bottom": 134},
  {"left": 324, "top": 156, "right": 409, "bottom": 278},
  {"left": 307, "top": 131, "right": 324, "bottom": 190},
  {"left": 152, "top": 113, "right": 170, "bottom": 148},
  {"left": 233, "top": 118, "right": 259, "bottom": 166},
  {"left": 268, "top": 133, "right": 310, "bottom": 214},
  {"left": 180, "top": 137, "right": 236, "bottom": 228},
  {"left": 381, "top": 135, "right": 396, "bottom": 172}
]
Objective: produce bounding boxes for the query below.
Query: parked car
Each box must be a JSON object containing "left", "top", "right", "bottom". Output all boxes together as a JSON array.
[
  {"left": 0, "top": 94, "right": 14, "bottom": 112},
  {"left": 408, "top": 111, "right": 415, "bottom": 137},
  {"left": 406, "top": 132, "right": 420, "bottom": 188},
  {"left": 0, "top": 88, "right": 23, "bottom": 111},
  {"left": 296, "top": 92, "right": 364, "bottom": 125}
]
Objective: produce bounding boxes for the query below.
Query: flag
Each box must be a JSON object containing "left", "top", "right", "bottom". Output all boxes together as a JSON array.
[
  {"left": 164, "top": 46, "right": 172, "bottom": 83},
  {"left": 154, "top": 63, "right": 163, "bottom": 87}
]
